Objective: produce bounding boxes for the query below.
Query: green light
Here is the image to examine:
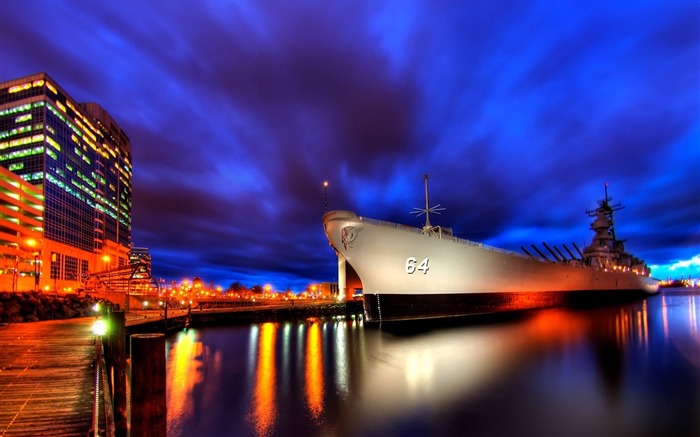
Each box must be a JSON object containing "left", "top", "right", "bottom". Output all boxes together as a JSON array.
[{"left": 93, "top": 319, "right": 108, "bottom": 336}]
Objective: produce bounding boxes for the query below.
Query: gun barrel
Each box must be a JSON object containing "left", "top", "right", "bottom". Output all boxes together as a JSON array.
[
  {"left": 554, "top": 245, "right": 569, "bottom": 261},
  {"left": 521, "top": 246, "right": 538, "bottom": 260},
  {"left": 531, "top": 244, "right": 552, "bottom": 263},
  {"left": 563, "top": 244, "right": 580, "bottom": 261},
  {"left": 542, "top": 242, "right": 563, "bottom": 262}
]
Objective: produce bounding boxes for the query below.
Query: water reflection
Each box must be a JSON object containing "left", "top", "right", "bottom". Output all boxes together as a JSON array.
[
  {"left": 350, "top": 309, "right": 592, "bottom": 426},
  {"left": 304, "top": 320, "right": 323, "bottom": 421},
  {"left": 166, "top": 329, "right": 203, "bottom": 436},
  {"left": 249, "top": 323, "right": 277, "bottom": 436},
  {"left": 661, "top": 291, "right": 700, "bottom": 368},
  {"left": 166, "top": 293, "right": 699, "bottom": 436}
]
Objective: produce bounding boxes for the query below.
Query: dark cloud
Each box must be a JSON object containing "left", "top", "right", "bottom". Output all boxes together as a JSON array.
[{"left": 1, "top": 0, "right": 698, "bottom": 288}]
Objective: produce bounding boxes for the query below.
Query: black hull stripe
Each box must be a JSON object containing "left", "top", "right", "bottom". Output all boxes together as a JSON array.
[{"left": 363, "top": 290, "right": 654, "bottom": 323}]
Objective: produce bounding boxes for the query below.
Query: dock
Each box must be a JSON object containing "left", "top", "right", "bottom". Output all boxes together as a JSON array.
[
  {"left": 0, "top": 299, "right": 363, "bottom": 436},
  {"left": 0, "top": 318, "right": 96, "bottom": 437},
  {"left": 123, "top": 300, "right": 364, "bottom": 335}
]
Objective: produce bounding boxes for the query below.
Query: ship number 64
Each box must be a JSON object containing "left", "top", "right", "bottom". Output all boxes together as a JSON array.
[{"left": 406, "top": 257, "right": 429, "bottom": 274}]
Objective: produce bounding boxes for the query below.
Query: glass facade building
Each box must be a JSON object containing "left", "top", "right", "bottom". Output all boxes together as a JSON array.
[{"left": 0, "top": 72, "right": 132, "bottom": 292}]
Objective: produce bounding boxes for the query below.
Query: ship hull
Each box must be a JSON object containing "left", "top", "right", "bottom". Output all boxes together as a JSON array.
[
  {"left": 362, "top": 289, "right": 654, "bottom": 322},
  {"left": 323, "top": 210, "right": 659, "bottom": 323}
]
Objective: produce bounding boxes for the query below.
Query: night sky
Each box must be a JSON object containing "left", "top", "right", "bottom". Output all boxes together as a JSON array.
[{"left": 1, "top": 1, "right": 698, "bottom": 290}]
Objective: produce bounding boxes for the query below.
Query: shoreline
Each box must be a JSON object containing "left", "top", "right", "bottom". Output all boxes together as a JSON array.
[{"left": 124, "top": 300, "right": 364, "bottom": 335}]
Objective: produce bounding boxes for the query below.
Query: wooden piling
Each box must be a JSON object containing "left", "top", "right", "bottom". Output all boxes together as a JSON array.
[{"left": 130, "top": 333, "right": 166, "bottom": 437}]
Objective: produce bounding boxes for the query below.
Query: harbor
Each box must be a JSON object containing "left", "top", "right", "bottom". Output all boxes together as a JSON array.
[
  {"left": 0, "top": 2, "right": 697, "bottom": 436},
  {"left": 14, "top": 289, "right": 700, "bottom": 436},
  {"left": 166, "top": 287, "right": 700, "bottom": 436},
  {"left": 0, "top": 298, "right": 363, "bottom": 436},
  {"left": 123, "top": 299, "right": 363, "bottom": 336},
  {"left": 1, "top": 289, "right": 698, "bottom": 436}
]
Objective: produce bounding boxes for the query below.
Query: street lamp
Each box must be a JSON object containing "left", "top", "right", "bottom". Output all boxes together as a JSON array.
[
  {"left": 323, "top": 181, "right": 329, "bottom": 212},
  {"left": 102, "top": 255, "right": 111, "bottom": 290},
  {"left": 26, "top": 239, "right": 39, "bottom": 292},
  {"left": 33, "top": 252, "right": 39, "bottom": 292}
]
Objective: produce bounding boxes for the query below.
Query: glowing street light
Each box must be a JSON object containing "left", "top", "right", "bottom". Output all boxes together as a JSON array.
[
  {"left": 102, "top": 255, "right": 111, "bottom": 290},
  {"left": 93, "top": 319, "right": 108, "bottom": 336},
  {"left": 323, "top": 181, "right": 329, "bottom": 212},
  {"left": 27, "top": 239, "right": 39, "bottom": 292}
]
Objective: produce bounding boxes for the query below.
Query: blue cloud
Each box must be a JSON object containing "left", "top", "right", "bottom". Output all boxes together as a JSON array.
[{"left": 1, "top": 0, "right": 698, "bottom": 289}]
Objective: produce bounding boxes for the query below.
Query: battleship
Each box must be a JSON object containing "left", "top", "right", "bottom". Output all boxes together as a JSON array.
[{"left": 323, "top": 176, "right": 659, "bottom": 323}]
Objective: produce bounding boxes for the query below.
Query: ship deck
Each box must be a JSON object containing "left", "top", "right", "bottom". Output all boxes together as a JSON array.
[{"left": 358, "top": 215, "right": 536, "bottom": 261}]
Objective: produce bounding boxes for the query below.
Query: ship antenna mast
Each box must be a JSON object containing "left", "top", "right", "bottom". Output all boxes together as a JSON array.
[
  {"left": 586, "top": 182, "right": 624, "bottom": 243},
  {"left": 604, "top": 182, "right": 615, "bottom": 242},
  {"left": 410, "top": 174, "right": 445, "bottom": 231},
  {"left": 604, "top": 182, "right": 624, "bottom": 242}
]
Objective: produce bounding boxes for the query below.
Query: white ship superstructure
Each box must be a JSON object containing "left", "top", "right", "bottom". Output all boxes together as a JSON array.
[{"left": 323, "top": 177, "right": 659, "bottom": 323}]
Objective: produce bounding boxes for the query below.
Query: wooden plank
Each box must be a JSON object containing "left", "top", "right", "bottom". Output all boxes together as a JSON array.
[{"left": 0, "top": 317, "right": 96, "bottom": 437}]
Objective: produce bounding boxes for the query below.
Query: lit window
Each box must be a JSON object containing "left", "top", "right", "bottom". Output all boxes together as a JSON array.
[
  {"left": 8, "top": 82, "right": 31, "bottom": 93},
  {"left": 46, "top": 136, "right": 61, "bottom": 151}
]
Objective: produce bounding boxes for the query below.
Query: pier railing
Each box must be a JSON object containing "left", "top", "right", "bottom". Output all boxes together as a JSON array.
[{"left": 94, "top": 335, "right": 116, "bottom": 437}]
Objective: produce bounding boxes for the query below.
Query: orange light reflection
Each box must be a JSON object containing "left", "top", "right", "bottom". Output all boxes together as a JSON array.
[
  {"left": 167, "top": 329, "right": 203, "bottom": 434},
  {"left": 249, "top": 323, "right": 277, "bottom": 436},
  {"left": 305, "top": 321, "right": 324, "bottom": 421}
]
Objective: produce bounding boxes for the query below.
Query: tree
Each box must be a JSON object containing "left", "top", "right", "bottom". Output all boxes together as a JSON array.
[
  {"left": 250, "top": 284, "right": 263, "bottom": 294},
  {"left": 228, "top": 281, "right": 246, "bottom": 293}
]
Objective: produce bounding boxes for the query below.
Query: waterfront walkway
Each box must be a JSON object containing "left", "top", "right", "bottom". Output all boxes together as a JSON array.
[
  {"left": 0, "top": 301, "right": 361, "bottom": 436},
  {"left": 0, "top": 318, "right": 96, "bottom": 437}
]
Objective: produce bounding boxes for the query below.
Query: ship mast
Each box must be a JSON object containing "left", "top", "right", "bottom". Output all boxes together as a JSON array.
[
  {"left": 411, "top": 174, "right": 445, "bottom": 232},
  {"left": 604, "top": 182, "right": 623, "bottom": 243},
  {"left": 583, "top": 182, "right": 627, "bottom": 269},
  {"left": 587, "top": 182, "right": 624, "bottom": 244},
  {"left": 424, "top": 174, "right": 431, "bottom": 228}
]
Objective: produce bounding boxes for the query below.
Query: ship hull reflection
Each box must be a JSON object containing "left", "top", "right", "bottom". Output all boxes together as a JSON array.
[{"left": 165, "top": 290, "right": 699, "bottom": 436}]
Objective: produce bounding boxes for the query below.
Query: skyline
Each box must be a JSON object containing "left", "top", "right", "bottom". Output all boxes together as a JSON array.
[{"left": 1, "top": 1, "right": 698, "bottom": 291}]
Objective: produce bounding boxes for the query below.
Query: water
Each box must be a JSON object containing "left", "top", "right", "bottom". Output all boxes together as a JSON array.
[{"left": 165, "top": 289, "right": 699, "bottom": 436}]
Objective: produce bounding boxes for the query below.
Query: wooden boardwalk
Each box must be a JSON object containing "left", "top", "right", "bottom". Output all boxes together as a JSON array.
[{"left": 0, "top": 318, "right": 96, "bottom": 437}]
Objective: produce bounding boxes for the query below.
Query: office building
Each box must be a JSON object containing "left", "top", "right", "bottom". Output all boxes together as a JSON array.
[
  {"left": 129, "top": 246, "right": 152, "bottom": 271},
  {"left": 0, "top": 72, "right": 132, "bottom": 292}
]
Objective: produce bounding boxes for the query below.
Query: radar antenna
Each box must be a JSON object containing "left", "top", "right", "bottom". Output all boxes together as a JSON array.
[{"left": 410, "top": 174, "right": 445, "bottom": 231}]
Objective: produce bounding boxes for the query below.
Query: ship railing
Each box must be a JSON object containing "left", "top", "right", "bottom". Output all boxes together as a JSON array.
[{"left": 359, "top": 216, "right": 536, "bottom": 261}]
